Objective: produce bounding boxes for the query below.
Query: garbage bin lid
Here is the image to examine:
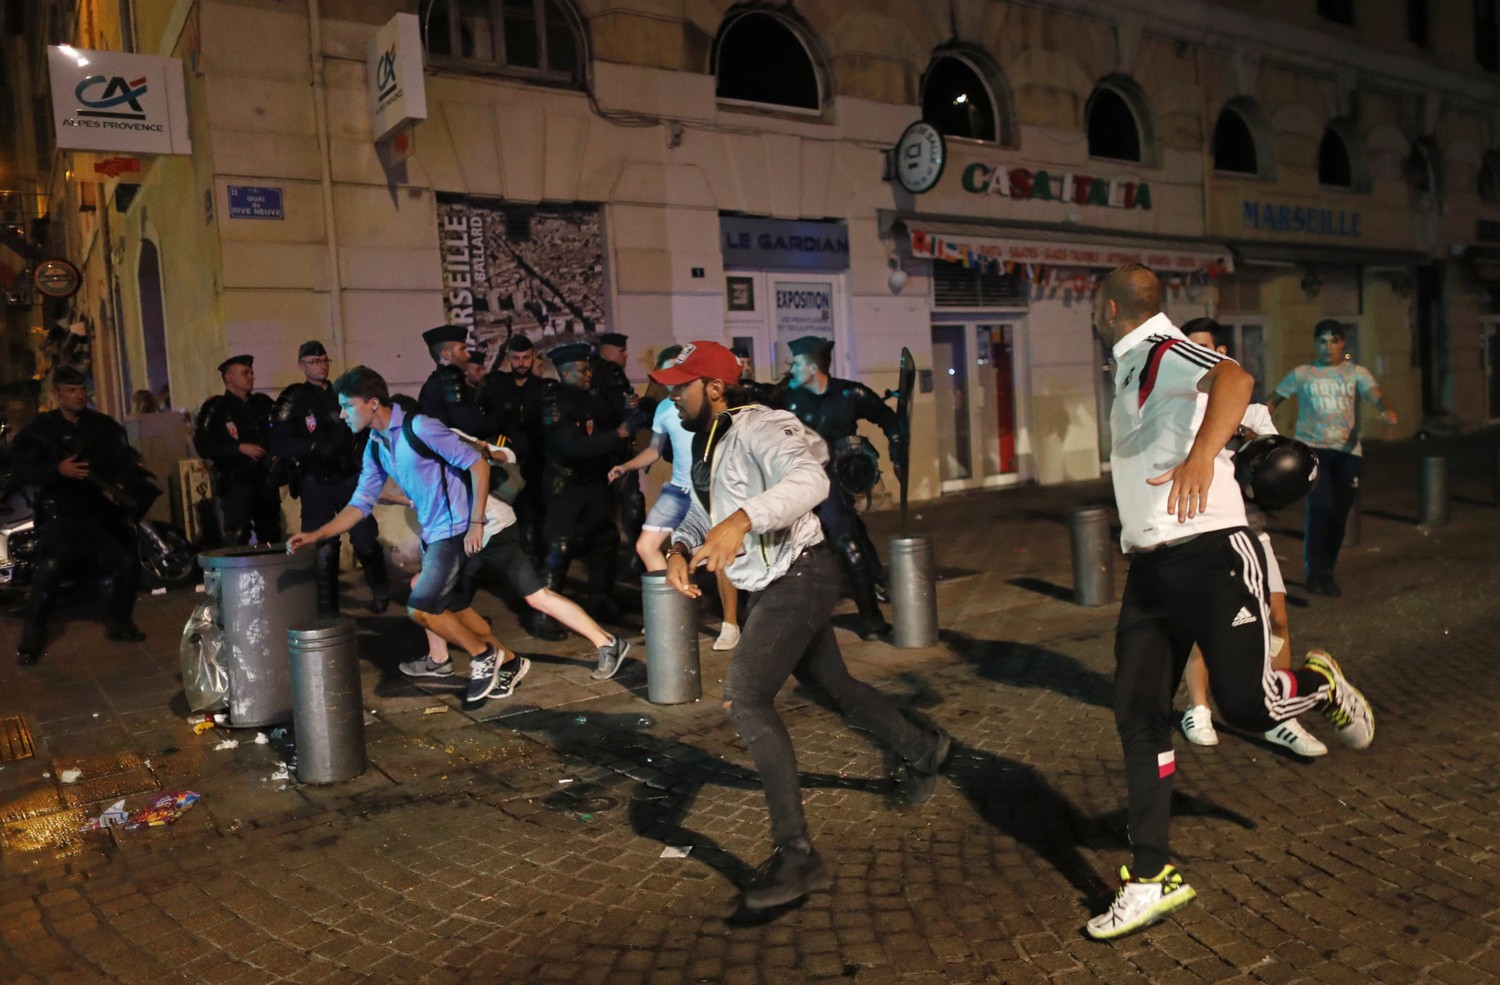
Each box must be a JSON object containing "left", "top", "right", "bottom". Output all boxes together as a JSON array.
[
  {"left": 287, "top": 617, "right": 357, "bottom": 642},
  {"left": 199, "top": 545, "right": 312, "bottom": 570}
]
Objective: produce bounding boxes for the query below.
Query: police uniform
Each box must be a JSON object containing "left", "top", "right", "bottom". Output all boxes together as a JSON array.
[
  {"left": 417, "top": 324, "right": 502, "bottom": 439},
  {"left": 195, "top": 355, "right": 283, "bottom": 546},
  {"left": 538, "top": 342, "right": 623, "bottom": 625},
  {"left": 14, "top": 370, "right": 151, "bottom": 663},
  {"left": 590, "top": 332, "right": 649, "bottom": 546},
  {"left": 776, "top": 336, "right": 904, "bottom": 639},
  {"left": 270, "top": 340, "right": 390, "bottom": 614},
  {"left": 475, "top": 335, "right": 557, "bottom": 562}
]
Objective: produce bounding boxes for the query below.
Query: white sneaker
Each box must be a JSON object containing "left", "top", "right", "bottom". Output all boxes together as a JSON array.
[
  {"left": 1264, "top": 718, "right": 1328, "bottom": 757},
  {"left": 1086, "top": 864, "right": 1197, "bottom": 940},
  {"left": 1304, "top": 649, "right": 1374, "bottom": 749},
  {"left": 1180, "top": 705, "right": 1218, "bottom": 746},
  {"left": 712, "top": 623, "right": 741, "bottom": 651}
]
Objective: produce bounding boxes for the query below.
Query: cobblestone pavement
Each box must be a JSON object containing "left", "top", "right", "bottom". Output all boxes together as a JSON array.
[{"left": 1, "top": 436, "right": 1499, "bottom": 984}]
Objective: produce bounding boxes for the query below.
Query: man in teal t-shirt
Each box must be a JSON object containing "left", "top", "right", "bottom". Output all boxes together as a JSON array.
[{"left": 1267, "top": 320, "right": 1396, "bottom": 597}]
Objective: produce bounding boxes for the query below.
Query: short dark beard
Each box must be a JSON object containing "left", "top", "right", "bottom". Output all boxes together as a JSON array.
[{"left": 679, "top": 400, "right": 715, "bottom": 433}]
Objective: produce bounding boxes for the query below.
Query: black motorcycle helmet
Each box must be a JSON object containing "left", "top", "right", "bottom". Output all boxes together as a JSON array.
[{"left": 1233, "top": 435, "right": 1319, "bottom": 511}]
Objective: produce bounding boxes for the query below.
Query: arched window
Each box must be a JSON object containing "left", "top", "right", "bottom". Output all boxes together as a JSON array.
[
  {"left": 1319, "top": 127, "right": 1353, "bottom": 187},
  {"left": 1086, "top": 77, "right": 1152, "bottom": 163},
  {"left": 1480, "top": 152, "right": 1500, "bottom": 204},
  {"left": 714, "top": 11, "right": 822, "bottom": 111},
  {"left": 426, "top": 0, "right": 585, "bottom": 85},
  {"left": 1213, "top": 107, "right": 1258, "bottom": 174},
  {"left": 1406, "top": 138, "right": 1442, "bottom": 197},
  {"left": 921, "top": 51, "right": 1010, "bottom": 144}
]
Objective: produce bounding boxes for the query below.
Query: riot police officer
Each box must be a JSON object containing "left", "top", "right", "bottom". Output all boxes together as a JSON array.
[
  {"left": 418, "top": 325, "right": 501, "bottom": 438},
  {"left": 777, "top": 336, "right": 905, "bottom": 640},
  {"left": 271, "top": 340, "right": 390, "bottom": 615},
  {"left": 476, "top": 334, "right": 557, "bottom": 566},
  {"left": 590, "top": 332, "right": 649, "bottom": 548},
  {"left": 14, "top": 367, "right": 150, "bottom": 664},
  {"left": 536, "top": 341, "right": 631, "bottom": 632},
  {"left": 195, "top": 355, "right": 283, "bottom": 546}
]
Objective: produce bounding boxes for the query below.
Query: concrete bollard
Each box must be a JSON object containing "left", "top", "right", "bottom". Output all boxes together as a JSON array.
[
  {"left": 1418, "top": 455, "right": 1449, "bottom": 527},
  {"left": 642, "top": 572, "right": 700, "bottom": 704},
  {"left": 888, "top": 535, "right": 938, "bottom": 648},
  {"left": 287, "top": 618, "right": 366, "bottom": 784},
  {"left": 1070, "top": 506, "right": 1115, "bottom": 607}
]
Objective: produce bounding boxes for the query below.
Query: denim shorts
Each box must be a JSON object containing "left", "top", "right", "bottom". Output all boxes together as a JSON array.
[
  {"left": 451, "top": 524, "right": 545, "bottom": 609},
  {"left": 407, "top": 535, "right": 468, "bottom": 614},
  {"left": 642, "top": 483, "right": 692, "bottom": 533}
]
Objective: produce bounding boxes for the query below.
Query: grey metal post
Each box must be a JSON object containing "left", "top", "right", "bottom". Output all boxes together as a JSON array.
[
  {"left": 287, "top": 618, "right": 366, "bottom": 784},
  {"left": 1070, "top": 506, "right": 1115, "bottom": 607},
  {"left": 1418, "top": 455, "right": 1449, "bottom": 527},
  {"left": 642, "top": 572, "right": 700, "bottom": 704},
  {"left": 888, "top": 535, "right": 938, "bottom": 648},
  {"left": 198, "top": 545, "right": 317, "bottom": 727}
]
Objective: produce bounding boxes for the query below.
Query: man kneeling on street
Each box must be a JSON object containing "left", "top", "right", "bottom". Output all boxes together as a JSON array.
[
  {"left": 288, "top": 367, "right": 528, "bottom": 702},
  {"left": 653, "top": 341, "right": 951, "bottom": 911}
]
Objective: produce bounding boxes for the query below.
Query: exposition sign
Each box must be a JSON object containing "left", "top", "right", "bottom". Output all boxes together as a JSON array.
[
  {"left": 367, "top": 13, "right": 427, "bottom": 142},
  {"left": 774, "top": 281, "right": 834, "bottom": 352},
  {"left": 46, "top": 46, "right": 191, "bottom": 155}
]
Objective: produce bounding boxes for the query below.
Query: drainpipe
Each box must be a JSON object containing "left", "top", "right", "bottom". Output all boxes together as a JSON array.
[
  {"left": 1196, "top": 45, "right": 1216, "bottom": 320},
  {"left": 307, "top": 0, "right": 346, "bottom": 366}
]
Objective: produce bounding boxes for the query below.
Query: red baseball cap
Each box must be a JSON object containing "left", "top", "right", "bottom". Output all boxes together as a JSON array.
[{"left": 648, "top": 341, "right": 742, "bottom": 386}]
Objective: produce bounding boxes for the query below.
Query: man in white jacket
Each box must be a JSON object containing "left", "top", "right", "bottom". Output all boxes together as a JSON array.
[{"left": 654, "top": 341, "right": 952, "bottom": 911}]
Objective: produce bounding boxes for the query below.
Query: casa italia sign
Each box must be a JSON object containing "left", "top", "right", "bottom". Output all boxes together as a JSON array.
[{"left": 960, "top": 162, "right": 1152, "bottom": 211}]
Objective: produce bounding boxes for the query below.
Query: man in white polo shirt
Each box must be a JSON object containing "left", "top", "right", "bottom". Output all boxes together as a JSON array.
[{"left": 1086, "top": 265, "right": 1375, "bottom": 942}]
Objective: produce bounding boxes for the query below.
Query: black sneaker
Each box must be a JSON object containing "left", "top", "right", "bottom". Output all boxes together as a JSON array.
[
  {"left": 591, "top": 636, "right": 631, "bottom": 681},
  {"left": 1306, "top": 574, "right": 1342, "bottom": 598},
  {"left": 488, "top": 656, "right": 531, "bottom": 700},
  {"left": 105, "top": 623, "right": 147, "bottom": 643},
  {"left": 904, "top": 729, "right": 952, "bottom": 805},
  {"left": 742, "top": 838, "right": 832, "bottom": 910},
  {"left": 465, "top": 647, "right": 503, "bottom": 702}
]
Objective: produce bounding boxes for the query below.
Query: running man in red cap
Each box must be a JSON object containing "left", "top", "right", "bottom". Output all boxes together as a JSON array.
[{"left": 652, "top": 341, "right": 952, "bottom": 911}]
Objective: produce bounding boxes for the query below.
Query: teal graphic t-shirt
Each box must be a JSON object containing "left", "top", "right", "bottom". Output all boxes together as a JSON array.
[{"left": 1273, "top": 362, "right": 1378, "bottom": 454}]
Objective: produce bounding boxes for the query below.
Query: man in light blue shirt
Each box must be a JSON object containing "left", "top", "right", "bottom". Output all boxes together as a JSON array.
[{"left": 288, "top": 366, "right": 529, "bottom": 703}]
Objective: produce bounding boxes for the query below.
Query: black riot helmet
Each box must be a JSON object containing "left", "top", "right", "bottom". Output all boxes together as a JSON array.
[{"left": 1233, "top": 435, "right": 1319, "bottom": 511}]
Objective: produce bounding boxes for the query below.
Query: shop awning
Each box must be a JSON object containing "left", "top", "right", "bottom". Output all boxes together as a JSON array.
[
  {"left": 1451, "top": 244, "right": 1500, "bottom": 284},
  {"left": 903, "top": 220, "right": 1235, "bottom": 275},
  {"left": 1231, "top": 241, "right": 1430, "bottom": 269}
]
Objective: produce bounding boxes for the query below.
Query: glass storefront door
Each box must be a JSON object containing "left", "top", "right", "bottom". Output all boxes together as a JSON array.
[{"left": 930, "top": 318, "right": 1028, "bottom": 492}]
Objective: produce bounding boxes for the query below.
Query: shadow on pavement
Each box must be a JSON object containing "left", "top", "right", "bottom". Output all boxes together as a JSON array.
[
  {"left": 1006, "top": 576, "right": 1074, "bottom": 603},
  {"left": 940, "top": 629, "right": 1114, "bottom": 709}
]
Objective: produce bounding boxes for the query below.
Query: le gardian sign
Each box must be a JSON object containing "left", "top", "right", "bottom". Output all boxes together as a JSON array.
[{"left": 960, "top": 163, "right": 1152, "bottom": 211}]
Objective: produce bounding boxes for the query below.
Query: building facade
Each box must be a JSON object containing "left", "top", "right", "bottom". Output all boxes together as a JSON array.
[{"left": 18, "top": 0, "right": 1500, "bottom": 503}]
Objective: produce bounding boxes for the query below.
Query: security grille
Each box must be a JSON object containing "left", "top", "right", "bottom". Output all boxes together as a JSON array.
[{"left": 931, "top": 259, "right": 1028, "bottom": 308}]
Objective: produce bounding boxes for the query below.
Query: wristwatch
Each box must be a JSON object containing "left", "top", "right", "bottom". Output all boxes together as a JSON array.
[{"left": 663, "top": 544, "right": 689, "bottom": 562}]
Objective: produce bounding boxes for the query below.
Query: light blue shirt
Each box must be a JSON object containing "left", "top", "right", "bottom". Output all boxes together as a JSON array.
[
  {"left": 651, "top": 398, "right": 694, "bottom": 490},
  {"left": 348, "top": 403, "right": 480, "bottom": 543}
]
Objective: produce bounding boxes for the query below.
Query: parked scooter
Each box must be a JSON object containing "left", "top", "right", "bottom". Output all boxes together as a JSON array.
[{"left": 0, "top": 417, "right": 198, "bottom": 593}]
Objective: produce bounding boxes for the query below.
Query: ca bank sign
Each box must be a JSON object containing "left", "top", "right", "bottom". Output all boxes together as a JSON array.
[
  {"left": 47, "top": 46, "right": 191, "bottom": 155},
  {"left": 367, "top": 13, "right": 427, "bottom": 142}
]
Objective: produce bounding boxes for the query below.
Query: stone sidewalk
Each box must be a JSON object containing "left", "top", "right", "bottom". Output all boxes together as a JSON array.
[{"left": 1, "top": 435, "right": 1498, "bottom": 984}]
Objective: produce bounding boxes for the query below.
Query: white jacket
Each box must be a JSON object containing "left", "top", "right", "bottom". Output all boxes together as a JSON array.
[{"left": 673, "top": 404, "right": 828, "bottom": 592}]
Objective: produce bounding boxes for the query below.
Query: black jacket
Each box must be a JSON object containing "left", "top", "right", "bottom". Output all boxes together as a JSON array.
[
  {"left": 270, "top": 380, "right": 361, "bottom": 485},
  {"left": 542, "top": 382, "right": 622, "bottom": 490},
  {"left": 14, "top": 408, "right": 152, "bottom": 523},
  {"left": 195, "top": 391, "right": 276, "bottom": 485},
  {"left": 475, "top": 371, "right": 558, "bottom": 477},
  {"left": 418, "top": 365, "right": 501, "bottom": 440}
]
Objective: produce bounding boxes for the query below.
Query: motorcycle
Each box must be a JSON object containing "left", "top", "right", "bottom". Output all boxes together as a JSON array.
[{"left": 0, "top": 418, "right": 199, "bottom": 593}]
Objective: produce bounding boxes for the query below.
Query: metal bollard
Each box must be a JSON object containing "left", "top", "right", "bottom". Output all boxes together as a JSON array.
[
  {"left": 642, "top": 572, "right": 700, "bottom": 704},
  {"left": 1070, "top": 506, "right": 1115, "bottom": 606},
  {"left": 888, "top": 535, "right": 938, "bottom": 648},
  {"left": 287, "top": 618, "right": 366, "bottom": 784},
  {"left": 1343, "top": 498, "right": 1361, "bottom": 549},
  {"left": 1418, "top": 454, "right": 1449, "bottom": 527}
]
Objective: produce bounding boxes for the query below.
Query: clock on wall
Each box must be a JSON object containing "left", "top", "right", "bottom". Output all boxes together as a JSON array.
[{"left": 892, "top": 121, "right": 947, "bottom": 194}]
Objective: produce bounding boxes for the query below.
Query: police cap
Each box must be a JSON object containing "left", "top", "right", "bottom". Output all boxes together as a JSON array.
[
  {"left": 597, "top": 332, "right": 629, "bottom": 349},
  {"left": 548, "top": 341, "right": 593, "bottom": 367},
  {"left": 787, "top": 335, "right": 833, "bottom": 357},
  {"left": 218, "top": 354, "right": 254, "bottom": 375},
  {"left": 422, "top": 325, "right": 467, "bottom": 348},
  {"left": 297, "top": 340, "right": 328, "bottom": 359}
]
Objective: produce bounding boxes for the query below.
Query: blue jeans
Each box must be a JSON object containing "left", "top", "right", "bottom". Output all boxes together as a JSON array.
[
  {"left": 722, "top": 545, "right": 941, "bottom": 844},
  {"left": 1303, "top": 448, "right": 1361, "bottom": 579}
]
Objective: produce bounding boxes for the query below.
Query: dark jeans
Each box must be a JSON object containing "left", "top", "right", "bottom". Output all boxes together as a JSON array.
[
  {"left": 722, "top": 544, "right": 940, "bottom": 845},
  {"left": 20, "top": 513, "right": 139, "bottom": 652},
  {"left": 1303, "top": 448, "right": 1361, "bottom": 578}
]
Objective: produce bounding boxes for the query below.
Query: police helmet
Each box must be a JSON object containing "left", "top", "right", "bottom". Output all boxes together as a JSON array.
[{"left": 1234, "top": 435, "right": 1319, "bottom": 511}]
